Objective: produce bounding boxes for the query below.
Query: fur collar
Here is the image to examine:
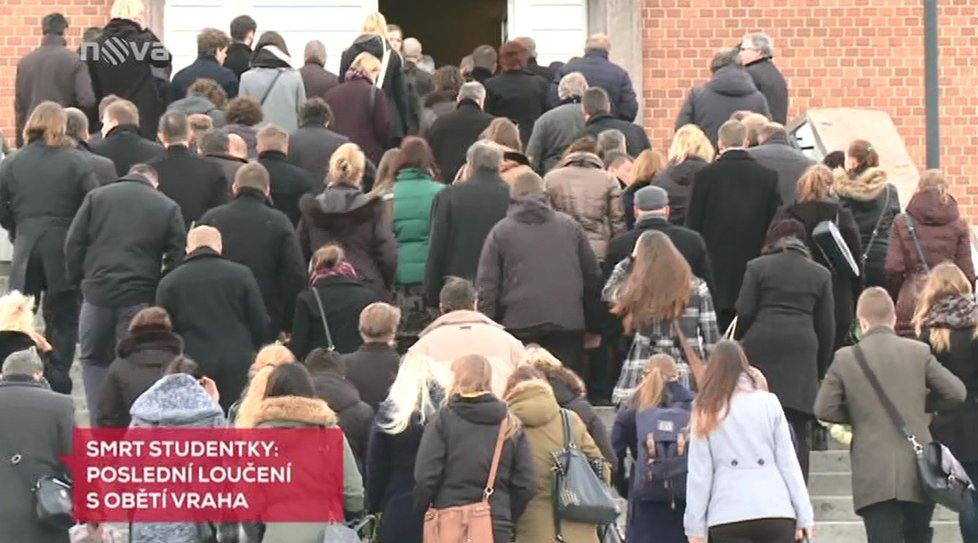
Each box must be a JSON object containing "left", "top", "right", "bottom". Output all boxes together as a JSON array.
[
  {"left": 833, "top": 167, "right": 889, "bottom": 202},
  {"left": 252, "top": 396, "right": 337, "bottom": 427},
  {"left": 528, "top": 361, "right": 586, "bottom": 398},
  {"left": 117, "top": 329, "right": 183, "bottom": 359}
]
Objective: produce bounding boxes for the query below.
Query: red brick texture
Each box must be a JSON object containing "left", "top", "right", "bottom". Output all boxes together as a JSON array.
[{"left": 641, "top": 0, "right": 978, "bottom": 221}]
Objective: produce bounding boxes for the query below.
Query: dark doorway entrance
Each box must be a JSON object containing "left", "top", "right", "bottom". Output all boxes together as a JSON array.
[{"left": 380, "top": 0, "right": 507, "bottom": 68}]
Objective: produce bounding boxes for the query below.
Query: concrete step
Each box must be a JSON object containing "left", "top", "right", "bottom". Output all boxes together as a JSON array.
[
  {"left": 814, "top": 520, "right": 962, "bottom": 543},
  {"left": 813, "top": 495, "right": 957, "bottom": 522},
  {"left": 811, "top": 450, "right": 851, "bottom": 474},
  {"left": 808, "top": 471, "right": 852, "bottom": 497}
]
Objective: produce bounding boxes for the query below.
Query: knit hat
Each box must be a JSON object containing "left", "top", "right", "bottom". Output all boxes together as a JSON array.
[{"left": 634, "top": 185, "right": 669, "bottom": 211}]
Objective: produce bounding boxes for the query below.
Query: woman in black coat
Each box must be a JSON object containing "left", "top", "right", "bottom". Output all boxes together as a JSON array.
[
  {"left": 735, "top": 219, "right": 835, "bottom": 480},
  {"left": 833, "top": 140, "right": 901, "bottom": 289},
  {"left": 366, "top": 353, "right": 447, "bottom": 543},
  {"left": 484, "top": 40, "right": 549, "bottom": 150},
  {"left": 652, "top": 125, "right": 714, "bottom": 226},
  {"left": 774, "top": 164, "right": 862, "bottom": 350}
]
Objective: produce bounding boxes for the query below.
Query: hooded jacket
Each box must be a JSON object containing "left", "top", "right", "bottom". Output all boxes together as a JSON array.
[
  {"left": 308, "top": 368, "right": 375, "bottom": 471},
  {"left": 835, "top": 167, "right": 901, "bottom": 288},
  {"left": 650, "top": 156, "right": 709, "bottom": 227},
  {"left": 240, "top": 46, "right": 306, "bottom": 131},
  {"left": 675, "top": 66, "right": 771, "bottom": 146},
  {"left": 498, "top": 149, "right": 534, "bottom": 186},
  {"left": 167, "top": 94, "right": 227, "bottom": 127}
]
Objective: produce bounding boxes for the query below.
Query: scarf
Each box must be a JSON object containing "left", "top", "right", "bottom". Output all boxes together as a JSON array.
[
  {"left": 922, "top": 294, "right": 978, "bottom": 330},
  {"left": 309, "top": 263, "right": 358, "bottom": 286},
  {"left": 344, "top": 70, "right": 371, "bottom": 83}
]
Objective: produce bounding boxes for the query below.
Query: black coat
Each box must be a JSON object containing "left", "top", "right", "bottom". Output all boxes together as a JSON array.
[
  {"left": 65, "top": 174, "right": 186, "bottom": 306},
  {"left": 287, "top": 122, "right": 350, "bottom": 185},
  {"left": 549, "top": 50, "right": 638, "bottom": 122},
  {"left": 923, "top": 328, "right": 978, "bottom": 462},
  {"left": 425, "top": 100, "right": 494, "bottom": 182},
  {"left": 0, "top": 378, "right": 73, "bottom": 543},
  {"left": 156, "top": 247, "right": 270, "bottom": 412},
  {"left": 675, "top": 66, "right": 771, "bottom": 146},
  {"left": 414, "top": 394, "right": 537, "bottom": 543},
  {"left": 199, "top": 188, "right": 306, "bottom": 335},
  {"left": 526, "top": 59, "right": 554, "bottom": 85},
  {"left": 484, "top": 70, "right": 549, "bottom": 149},
  {"left": 299, "top": 61, "right": 340, "bottom": 99},
  {"left": 291, "top": 275, "right": 380, "bottom": 360},
  {"left": 76, "top": 141, "right": 118, "bottom": 185},
  {"left": 309, "top": 369, "right": 375, "bottom": 470},
  {"left": 424, "top": 170, "right": 511, "bottom": 305},
  {"left": 651, "top": 156, "right": 709, "bottom": 226},
  {"left": 584, "top": 113, "right": 651, "bottom": 158},
  {"left": 685, "top": 150, "right": 780, "bottom": 312},
  {"left": 0, "top": 331, "right": 66, "bottom": 392},
  {"left": 87, "top": 18, "right": 171, "bottom": 139},
  {"left": 339, "top": 34, "right": 410, "bottom": 140},
  {"left": 0, "top": 140, "right": 98, "bottom": 294},
  {"left": 366, "top": 407, "right": 429, "bottom": 543},
  {"left": 90, "top": 124, "right": 166, "bottom": 177},
  {"left": 835, "top": 168, "right": 900, "bottom": 289},
  {"left": 258, "top": 150, "right": 318, "bottom": 227},
  {"left": 746, "top": 133, "right": 816, "bottom": 205},
  {"left": 95, "top": 327, "right": 183, "bottom": 428},
  {"left": 223, "top": 42, "right": 252, "bottom": 81},
  {"left": 150, "top": 145, "right": 230, "bottom": 227},
  {"left": 736, "top": 246, "right": 835, "bottom": 414},
  {"left": 169, "top": 54, "right": 238, "bottom": 103},
  {"left": 605, "top": 215, "right": 715, "bottom": 294},
  {"left": 745, "top": 57, "right": 789, "bottom": 124},
  {"left": 343, "top": 343, "right": 400, "bottom": 411}
]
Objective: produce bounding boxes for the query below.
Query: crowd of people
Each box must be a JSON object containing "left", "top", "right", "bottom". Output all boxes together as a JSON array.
[{"left": 1, "top": 1, "right": 977, "bottom": 543}]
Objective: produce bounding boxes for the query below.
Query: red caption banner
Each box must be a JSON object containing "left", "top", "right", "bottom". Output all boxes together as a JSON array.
[{"left": 64, "top": 428, "right": 344, "bottom": 523}]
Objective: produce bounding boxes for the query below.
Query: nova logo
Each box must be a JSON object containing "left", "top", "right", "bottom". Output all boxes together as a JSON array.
[{"left": 81, "top": 38, "right": 169, "bottom": 65}]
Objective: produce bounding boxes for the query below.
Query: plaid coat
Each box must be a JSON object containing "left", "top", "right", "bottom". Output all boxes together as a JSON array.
[{"left": 603, "top": 258, "right": 720, "bottom": 403}]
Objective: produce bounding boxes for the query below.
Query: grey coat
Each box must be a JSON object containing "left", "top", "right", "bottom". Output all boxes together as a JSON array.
[
  {"left": 167, "top": 95, "right": 227, "bottom": 128},
  {"left": 746, "top": 132, "right": 815, "bottom": 204},
  {"left": 240, "top": 65, "right": 306, "bottom": 131},
  {"left": 814, "top": 327, "right": 967, "bottom": 511},
  {"left": 525, "top": 100, "right": 587, "bottom": 174}
]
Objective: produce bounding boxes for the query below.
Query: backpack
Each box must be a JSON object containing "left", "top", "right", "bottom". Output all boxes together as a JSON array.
[{"left": 632, "top": 405, "right": 691, "bottom": 505}]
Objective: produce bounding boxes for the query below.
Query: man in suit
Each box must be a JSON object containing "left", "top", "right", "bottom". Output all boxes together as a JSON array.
[
  {"left": 747, "top": 122, "right": 815, "bottom": 204},
  {"left": 199, "top": 163, "right": 306, "bottom": 341},
  {"left": 815, "top": 287, "right": 966, "bottom": 543},
  {"left": 424, "top": 82, "right": 494, "bottom": 182},
  {"left": 686, "top": 120, "right": 780, "bottom": 331},
  {"left": 287, "top": 98, "right": 349, "bottom": 187},
  {"left": 149, "top": 110, "right": 229, "bottom": 227},
  {"left": 582, "top": 87, "right": 650, "bottom": 158},
  {"left": 256, "top": 124, "right": 318, "bottom": 227},
  {"left": 64, "top": 107, "right": 117, "bottom": 185},
  {"left": 91, "top": 99, "right": 166, "bottom": 176}
]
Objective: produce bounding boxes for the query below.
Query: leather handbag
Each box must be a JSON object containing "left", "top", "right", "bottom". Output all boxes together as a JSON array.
[
  {"left": 812, "top": 214, "right": 860, "bottom": 278},
  {"left": 7, "top": 451, "right": 73, "bottom": 530},
  {"left": 423, "top": 419, "right": 508, "bottom": 543},
  {"left": 852, "top": 344, "right": 976, "bottom": 512},
  {"left": 552, "top": 409, "right": 619, "bottom": 538}
]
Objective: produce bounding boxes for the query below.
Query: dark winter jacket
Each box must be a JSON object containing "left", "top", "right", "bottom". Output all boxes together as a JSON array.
[
  {"left": 736, "top": 242, "right": 835, "bottom": 414},
  {"left": 15, "top": 34, "right": 95, "bottom": 147},
  {"left": 343, "top": 343, "right": 400, "bottom": 411},
  {"left": 835, "top": 167, "right": 901, "bottom": 288},
  {"left": 288, "top": 122, "right": 350, "bottom": 184},
  {"left": 605, "top": 214, "right": 715, "bottom": 294},
  {"left": 675, "top": 66, "right": 771, "bottom": 146},
  {"left": 424, "top": 169, "right": 511, "bottom": 305},
  {"left": 149, "top": 144, "right": 229, "bottom": 227},
  {"left": 167, "top": 94, "right": 227, "bottom": 128},
  {"left": 325, "top": 77, "right": 391, "bottom": 165},
  {"left": 526, "top": 58, "right": 554, "bottom": 84},
  {"left": 339, "top": 34, "right": 411, "bottom": 140},
  {"left": 90, "top": 124, "right": 166, "bottom": 176},
  {"left": 414, "top": 393, "right": 538, "bottom": 543},
  {"left": 309, "top": 368, "right": 375, "bottom": 470},
  {"left": 75, "top": 140, "right": 119, "bottom": 185},
  {"left": 651, "top": 156, "right": 709, "bottom": 227},
  {"left": 477, "top": 194, "right": 603, "bottom": 333},
  {"left": 87, "top": 19, "right": 171, "bottom": 139},
  {"left": 257, "top": 150, "right": 317, "bottom": 227},
  {"left": 584, "top": 113, "right": 651, "bottom": 158},
  {"left": 550, "top": 50, "right": 638, "bottom": 122},
  {"left": 886, "top": 188, "right": 975, "bottom": 337},
  {"left": 525, "top": 99, "right": 586, "bottom": 174},
  {"left": 224, "top": 123, "right": 258, "bottom": 158},
  {"left": 485, "top": 69, "right": 550, "bottom": 148},
  {"left": 291, "top": 275, "right": 380, "bottom": 359},
  {"left": 155, "top": 247, "right": 270, "bottom": 411},
  {"left": 0, "top": 139, "right": 98, "bottom": 295},
  {"left": 746, "top": 132, "right": 815, "bottom": 204},
  {"left": 392, "top": 169, "right": 444, "bottom": 285},
  {"left": 425, "top": 99, "right": 494, "bottom": 182},
  {"left": 199, "top": 187, "right": 306, "bottom": 335},
  {"left": 745, "top": 57, "right": 789, "bottom": 124},
  {"left": 297, "top": 186, "right": 398, "bottom": 299},
  {"left": 299, "top": 60, "right": 340, "bottom": 99},
  {"left": 203, "top": 152, "right": 246, "bottom": 184},
  {"left": 420, "top": 90, "right": 458, "bottom": 136},
  {"left": 685, "top": 150, "right": 780, "bottom": 313},
  {"left": 0, "top": 377, "right": 73, "bottom": 543},
  {"left": 169, "top": 54, "right": 238, "bottom": 103},
  {"left": 223, "top": 42, "right": 252, "bottom": 81},
  {"left": 65, "top": 174, "right": 185, "bottom": 307},
  {"left": 95, "top": 327, "right": 183, "bottom": 428}
]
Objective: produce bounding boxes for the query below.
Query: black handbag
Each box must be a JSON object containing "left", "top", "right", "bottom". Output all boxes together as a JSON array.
[
  {"left": 551, "top": 409, "right": 619, "bottom": 540},
  {"left": 852, "top": 344, "right": 976, "bottom": 512},
  {"left": 7, "top": 452, "right": 73, "bottom": 530},
  {"left": 812, "top": 213, "right": 860, "bottom": 278}
]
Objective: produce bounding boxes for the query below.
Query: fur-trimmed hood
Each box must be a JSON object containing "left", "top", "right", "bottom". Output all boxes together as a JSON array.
[
  {"left": 505, "top": 379, "right": 560, "bottom": 428},
  {"left": 253, "top": 395, "right": 338, "bottom": 427},
  {"left": 833, "top": 167, "right": 889, "bottom": 202},
  {"left": 116, "top": 327, "right": 183, "bottom": 360},
  {"left": 527, "top": 361, "right": 586, "bottom": 404}
]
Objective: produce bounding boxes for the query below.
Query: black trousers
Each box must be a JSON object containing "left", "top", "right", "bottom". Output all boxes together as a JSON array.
[
  {"left": 859, "top": 500, "right": 935, "bottom": 543},
  {"left": 708, "top": 518, "right": 796, "bottom": 543},
  {"left": 512, "top": 329, "right": 585, "bottom": 378},
  {"left": 24, "top": 251, "right": 79, "bottom": 394},
  {"left": 785, "top": 408, "right": 812, "bottom": 482}
]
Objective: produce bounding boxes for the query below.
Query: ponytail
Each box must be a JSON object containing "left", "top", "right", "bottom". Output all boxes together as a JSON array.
[
  {"left": 328, "top": 143, "right": 366, "bottom": 187},
  {"left": 631, "top": 354, "right": 680, "bottom": 411},
  {"left": 310, "top": 244, "right": 346, "bottom": 273}
]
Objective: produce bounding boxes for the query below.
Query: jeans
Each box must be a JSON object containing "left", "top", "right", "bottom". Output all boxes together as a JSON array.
[
  {"left": 79, "top": 301, "right": 148, "bottom": 425},
  {"left": 962, "top": 462, "right": 978, "bottom": 543},
  {"left": 708, "top": 518, "right": 796, "bottom": 543},
  {"left": 859, "top": 499, "right": 935, "bottom": 543}
]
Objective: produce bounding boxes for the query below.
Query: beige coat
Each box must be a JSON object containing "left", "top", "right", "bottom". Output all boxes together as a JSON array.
[
  {"left": 814, "top": 326, "right": 966, "bottom": 511},
  {"left": 410, "top": 310, "right": 525, "bottom": 396}
]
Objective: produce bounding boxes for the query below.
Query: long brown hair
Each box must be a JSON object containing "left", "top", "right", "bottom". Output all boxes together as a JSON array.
[
  {"left": 795, "top": 164, "right": 834, "bottom": 203},
  {"left": 23, "top": 101, "right": 69, "bottom": 147},
  {"left": 912, "top": 262, "right": 975, "bottom": 350},
  {"left": 452, "top": 354, "right": 521, "bottom": 438},
  {"left": 918, "top": 169, "right": 951, "bottom": 205},
  {"left": 632, "top": 149, "right": 665, "bottom": 184},
  {"left": 612, "top": 231, "right": 692, "bottom": 333},
  {"left": 847, "top": 139, "right": 879, "bottom": 175},
  {"left": 369, "top": 148, "right": 401, "bottom": 197},
  {"left": 691, "top": 341, "right": 755, "bottom": 437},
  {"left": 630, "top": 354, "right": 680, "bottom": 411}
]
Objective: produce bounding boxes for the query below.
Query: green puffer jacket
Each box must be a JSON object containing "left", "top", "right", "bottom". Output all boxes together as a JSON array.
[{"left": 392, "top": 169, "right": 444, "bottom": 284}]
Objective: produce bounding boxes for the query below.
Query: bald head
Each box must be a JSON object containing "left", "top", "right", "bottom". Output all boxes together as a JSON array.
[
  {"left": 187, "top": 226, "right": 223, "bottom": 254},
  {"left": 304, "top": 40, "right": 326, "bottom": 66},
  {"left": 402, "top": 37, "right": 422, "bottom": 62},
  {"left": 228, "top": 133, "right": 247, "bottom": 159}
]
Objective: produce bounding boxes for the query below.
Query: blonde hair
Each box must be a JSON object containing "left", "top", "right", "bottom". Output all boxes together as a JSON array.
[
  {"left": 0, "top": 291, "right": 40, "bottom": 337},
  {"left": 918, "top": 169, "right": 951, "bottom": 205},
  {"left": 748, "top": 366, "right": 769, "bottom": 391},
  {"left": 379, "top": 352, "right": 443, "bottom": 435},
  {"left": 668, "top": 125, "right": 715, "bottom": 164},
  {"left": 361, "top": 12, "right": 389, "bottom": 38},
  {"left": 796, "top": 164, "right": 834, "bottom": 203},
  {"left": 111, "top": 0, "right": 145, "bottom": 20},
  {"left": 480, "top": 117, "right": 522, "bottom": 152},
  {"left": 23, "top": 102, "right": 68, "bottom": 147},
  {"left": 630, "top": 354, "right": 680, "bottom": 410},
  {"left": 359, "top": 303, "right": 401, "bottom": 343},
  {"left": 235, "top": 345, "right": 296, "bottom": 427},
  {"left": 328, "top": 143, "right": 366, "bottom": 187},
  {"left": 310, "top": 244, "right": 346, "bottom": 273},
  {"left": 913, "top": 262, "right": 975, "bottom": 349},
  {"left": 520, "top": 345, "right": 563, "bottom": 368},
  {"left": 632, "top": 149, "right": 665, "bottom": 183},
  {"left": 350, "top": 52, "right": 382, "bottom": 75}
]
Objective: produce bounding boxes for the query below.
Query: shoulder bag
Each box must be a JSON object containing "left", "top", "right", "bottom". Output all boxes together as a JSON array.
[
  {"left": 552, "top": 409, "right": 619, "bottom": 539},
  {"left": 896, "top": 214, "right": 932, "bottom": 327},
  {"left": 422, "top": 418, "right": 508, "bottom": 543},
  {"left": 852, "top": 344, "right": 975, "bottom": 512},
  {"left": 812, "top": 212, "right": 860, "bottom": 278},
  {"left": 861, "top": 187, "right": 892, "bottom": 265},
  {"left": 259, "top": 69, "right": 286, "bottom": 106},
  {"left": 310, "top": 287, "right": 336, "bottom": 351},
  {"left": 6, "top": 452, "right": 73, "bottom": 529}
]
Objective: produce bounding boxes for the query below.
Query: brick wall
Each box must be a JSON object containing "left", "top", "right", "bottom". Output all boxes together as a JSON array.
[
  {"left": 641, "top": 0, "right": 978, "bottom": 220},
  {"left": 0, "top": 0, "right": 110, "bottom": 148}
]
